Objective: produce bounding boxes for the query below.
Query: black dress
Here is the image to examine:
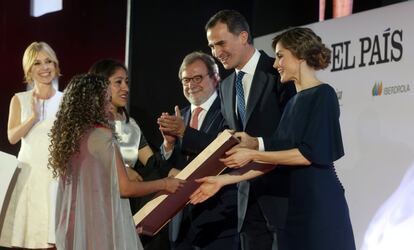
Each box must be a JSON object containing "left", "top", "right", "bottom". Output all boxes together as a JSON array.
[{"left": 265, "top": 84, "right": 356, "bottom": 250}]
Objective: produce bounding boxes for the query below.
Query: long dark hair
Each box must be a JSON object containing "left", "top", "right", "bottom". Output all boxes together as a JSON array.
[{"left": 89, "top": 59, "right": 131, "bottom": 122}]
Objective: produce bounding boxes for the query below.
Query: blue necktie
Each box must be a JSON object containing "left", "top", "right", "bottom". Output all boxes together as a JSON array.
[{"left": 235, "top": 71, "right": 246, "bottom": 124}]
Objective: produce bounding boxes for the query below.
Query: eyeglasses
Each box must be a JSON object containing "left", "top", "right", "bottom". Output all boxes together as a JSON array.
[{"left": 181, "top": 73, "right": 210, "bottom": 86}]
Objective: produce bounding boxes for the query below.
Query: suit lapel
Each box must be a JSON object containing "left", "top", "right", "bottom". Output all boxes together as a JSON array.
[
  {"left": 221, "top": 73, "right": 238, "bottom": 129},
  {"left": 181, "top": 107, "right": 192, "bottom": 162},
  {"left": 183, "top": 107, "right": 191, "bottom": 127},
  {"left": 244, "top": 53, "right": 270, "bottom": 127},
  {"left": 199, "top": 96, "right": 220, "bottom": 132}
]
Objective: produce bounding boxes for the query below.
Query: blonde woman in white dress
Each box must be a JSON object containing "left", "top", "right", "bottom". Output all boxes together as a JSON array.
[{"left": 0, "top": 42, "right": 63, "bottom": 249}]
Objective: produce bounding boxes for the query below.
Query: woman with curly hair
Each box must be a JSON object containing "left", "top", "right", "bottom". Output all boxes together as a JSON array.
[
  {"left": 88, "top": 59, "right": 175, "bottom": 250},
  {"left": 191, "top": 27, "right": 356, "bottom": 250},
  {"left": 49, "top": 74, "right": 184, "bottom": 250},
  {"left": 0, "top": 41, "right": 63, "bottom": 249}
]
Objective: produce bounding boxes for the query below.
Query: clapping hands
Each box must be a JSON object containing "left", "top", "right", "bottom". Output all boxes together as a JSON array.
[{"left": 158, "top": 105, "right": 186, "bottom": 138}]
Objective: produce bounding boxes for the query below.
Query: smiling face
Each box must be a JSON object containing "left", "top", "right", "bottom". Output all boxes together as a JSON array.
[
  {"left": 207, "top": 22, "right": 249, "bottom": 70},
  {"left": 273, "top": 42, "right": 302, "bottom": 83},
  {"left": 29, "top": 51, "right": 57, "bottom": 85},
  {"left": 109, "top": 67, "right": 129, "bottom": 108},
  {"left": 181, "top": 59, "right": 218, "bottom": 106}
]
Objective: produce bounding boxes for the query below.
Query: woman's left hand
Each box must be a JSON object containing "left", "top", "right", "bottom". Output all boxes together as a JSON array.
[
  {"left": 190, "top": 176, "right": 224, "bottom": 204},
  {"left": 220, "top": 148, "right": 254, "bottom": 168}
]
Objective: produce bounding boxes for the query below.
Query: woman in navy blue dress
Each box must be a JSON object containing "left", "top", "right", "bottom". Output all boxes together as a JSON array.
[{"left": 190, "top": 27, "right": 356, "bottom": 250}]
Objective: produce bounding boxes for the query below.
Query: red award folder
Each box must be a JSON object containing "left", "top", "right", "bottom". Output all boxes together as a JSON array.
[{"left": 134, "top": 130, "right": 239, "bottom": 236}]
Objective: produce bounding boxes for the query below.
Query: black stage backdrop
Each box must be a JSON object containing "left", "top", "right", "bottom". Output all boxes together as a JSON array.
[
  {"left": 0, "top": 0, "right": 403, "bottom": 155},
  {"left": 127, "top": 0, "right": 319, "bottom": 149},
  {"left": 127, "top": 0, "right": 404, "bottom": 149}
]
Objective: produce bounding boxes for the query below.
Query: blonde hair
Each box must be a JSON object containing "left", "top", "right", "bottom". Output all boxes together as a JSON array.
[{"left": 22, "top": 41, "right": 61, "bottom": 84}]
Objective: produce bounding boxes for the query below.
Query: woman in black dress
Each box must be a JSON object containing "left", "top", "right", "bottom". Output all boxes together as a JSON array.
[{"left": 190, "top": 27, "right": 356, "bottom": 250}]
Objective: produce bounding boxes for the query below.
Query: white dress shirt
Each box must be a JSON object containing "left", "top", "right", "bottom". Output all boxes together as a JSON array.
[
  {"left": 162, "top": 91, "right": 218, "bottom": 159},
  {"left": 235, "top": 49, "right": 265, "bottom": 151}
]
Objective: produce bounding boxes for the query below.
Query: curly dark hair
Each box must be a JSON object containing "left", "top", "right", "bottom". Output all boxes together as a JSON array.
[
  {"left": 48, "top": 74, "right": 111, "bottom": 177},
  {"left": 272, "top": 27, "right": 331, "bottom": 70}
]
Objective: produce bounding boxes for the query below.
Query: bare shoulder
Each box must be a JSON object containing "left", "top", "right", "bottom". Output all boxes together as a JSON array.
[
  {"left": 8, "top": 95, "right": 22, "bottom": 122},
  {"left": 10, "top": 94, "right": 21, "bottom": 107}
]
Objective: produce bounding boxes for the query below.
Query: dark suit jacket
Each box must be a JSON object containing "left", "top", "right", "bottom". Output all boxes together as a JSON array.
[
  {"left": 170, "top": 96, "right": 225, "bottom": 167},
  {"left": 168, "top": 94, "right": 238, "bottom": 248},
  {"left": 219, "top": 50, "right": 294, "bottom": 135},
  {"left": 219, "top": 51, "right": 296, "bottom": 231}
]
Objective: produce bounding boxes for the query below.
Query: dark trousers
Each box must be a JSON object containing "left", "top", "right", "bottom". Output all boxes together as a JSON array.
[
  {"left": 240, "top": 201, "right": 278, "bottom": 250},
  {"left": 172, "top": 234, "right": 239, "bottom": 250},
  {"left": 141, "top": 227, "right": 171, "bottom": 250},
  {"left": 171, "top": 206, "right": 239, "bottom": 250}
]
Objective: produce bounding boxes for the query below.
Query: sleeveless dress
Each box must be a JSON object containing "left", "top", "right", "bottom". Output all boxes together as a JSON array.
[{"left": 0, "top": 89, "right": 62, "bottom": 249}]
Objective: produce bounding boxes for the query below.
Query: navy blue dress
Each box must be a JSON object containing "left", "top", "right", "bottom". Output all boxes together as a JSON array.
[{"left": 265, "top": 84, "right": 356, "bottom": 250}]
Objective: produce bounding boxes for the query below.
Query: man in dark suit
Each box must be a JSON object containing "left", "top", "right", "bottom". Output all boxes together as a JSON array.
[
  {"left": 204, "top": 10, "right": 296, "bottom": 250},
  {"left": 158, "top": 51, "right": 238, "bottom": 250}
]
